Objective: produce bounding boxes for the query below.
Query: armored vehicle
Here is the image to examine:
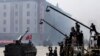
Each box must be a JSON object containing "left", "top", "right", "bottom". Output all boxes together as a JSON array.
[
  {"left": 4, "top": 30, "right": 37, "bottom": 56},
  {"left": 42, "top": 6, "right": 100, "bottom": 56}
]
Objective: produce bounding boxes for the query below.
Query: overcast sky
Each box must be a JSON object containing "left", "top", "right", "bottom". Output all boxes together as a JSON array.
[{"left": 46, "top": 0, "right": 100, "bottom": 32}]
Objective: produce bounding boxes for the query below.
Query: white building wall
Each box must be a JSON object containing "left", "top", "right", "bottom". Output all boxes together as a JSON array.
[
  {"left": 12, "top": 2, "right": 21, "bottom": 33},
  {"left": 22, "top": 1, "right": 38, "bottom": 33},
  {"left": 0, "top": 0, "right": 38, "bottom": 33},
  {"left": 5, "top": 1, "right": 23, "bottom": 33},
  {"left": 0, "top": 0, "right": 74, "bottom": 45},
  {"left": 0, "top": 2, "right": 11, "bottom": 33}
]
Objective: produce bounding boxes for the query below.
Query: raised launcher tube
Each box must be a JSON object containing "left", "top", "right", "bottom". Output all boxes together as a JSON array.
[
  {"left": 15, "top": 29, "right": 29, "bottom": 44},
  {"left": 40, "top": 19, "right": 68, "bottom": 37},
  {"left": 46, "top": 6, "right": 91, "bottom": 30},
  {"left": 18, "top": 29, "right": 29, "bottom": 42},
  {"left": 45, "top": 6, "right": 100, "bottom": 55},
  {"left": 40, "top": 6, "right": 92, "bottom": 41},
  {"left": 46, "top": 5, "right": 100, "bottom": 46},
  {"left": 45, "top": 6, "right": 91, "bottom": 46}
]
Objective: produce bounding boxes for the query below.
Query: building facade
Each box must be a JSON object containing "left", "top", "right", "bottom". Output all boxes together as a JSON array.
[
  {"left": 0, "top": 0, "right": 38, "bottom": 33},
  {"left": 0, "top": 0, "right": 74, "bottom": 45}
]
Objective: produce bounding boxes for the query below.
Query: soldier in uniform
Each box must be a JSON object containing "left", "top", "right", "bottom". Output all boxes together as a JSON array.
[
  {"left": 48, "top": 46, "right": 53, "bottom": 56},
  {"left": 70, "top": 27, "right": 77, "bottom": 46},
  {"left": 75, "top": 22, "right": 80, "bottom": 32},
  {"left": 90, "top": 23, "right": 100, "bottom": 48},
  {"left": 90, "top": 23, "right": 98, "bottom": 35},
  {"left": 78, "top": 31, "right": 83, "bottom": 46},
  {"left": 58, "top": 42, "right": 64, "bottom": 56},
  {"left": 75, "top": 23, "right": 84, "bottom": 56},
  {"left": 54, "top": 47, "right": 58, "bottom": 56}
]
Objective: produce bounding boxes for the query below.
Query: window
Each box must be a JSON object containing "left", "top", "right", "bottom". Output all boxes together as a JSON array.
[
  {"left": 3, "top": 27, "right": 6, "bottom": 32},
  {"left": 27, "top": 11, "right": 30, "bottom": 16},
  {"left": 3, "top": 12, "right": 7, "bottom": 17},
  {"left": 15, "top": 4, "right": 18, "bottom": 9},
  {"left": 15, "top": 20, "right": 18, "bottom": 24},
  {"left": 27, "top": 19, "right": 30, "bottom": 24},
  {"left": 15, "top": 11, "right": 18, "bottom": 16},
  {"left": 3, "top": 20, "right": 6, "bottom": 24},
  {"left": 3, "top": 5, "right": 6, "bottom": 9},
  {"left": 27, "top": 3, "right": 30, "bottom": 8}
]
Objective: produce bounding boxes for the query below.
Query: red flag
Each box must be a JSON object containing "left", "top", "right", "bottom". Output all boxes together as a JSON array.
[{"left": 26, "top": 34, "right": 32, "bottom": 40}]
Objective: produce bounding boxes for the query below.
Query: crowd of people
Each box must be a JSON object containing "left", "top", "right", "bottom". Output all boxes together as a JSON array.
[
  {"left": 46, "top": 46, "right": 58, "bottom": 56},
  {"left": 46, "top": 22, "right": 84, "bottom": 56},
  {"left": 58, "top": 22, "right": 84, "bottom": 56},
  {"left": 46, "top": 22, "right": 100, "bottom": 56}
]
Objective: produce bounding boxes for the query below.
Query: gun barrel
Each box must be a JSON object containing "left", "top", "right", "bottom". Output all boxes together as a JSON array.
[
  {"left": 18, "top": 29, "right": 29, "bottom": 42},
  {"left": 41, "top": 19, "right": 67, "bottom": 37},
  {"left": 46, "top": 6, "right": 91, "bottom": 30}
]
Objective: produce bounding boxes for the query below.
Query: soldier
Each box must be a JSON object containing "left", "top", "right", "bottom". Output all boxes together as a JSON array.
[
  {"left": 65, "top": 36, "right": 70, "bottom": 46},
  {"left": 90, "top": 23, "right": 100, "bottom": 48},
  {"left": 48, "top": 46, "right": 53, "bottom": 56},
  {"left": 58, "top": 42, "right": 64, "bottom": 56},
  {"left": 75, "top": 22, "right": 84, "bottom": 46},
  {"left": 78, "top": 31, "right": 83, "bottom": 46},
  {"left": 90, "top": 23, "right": 98, "bottom": 35},
  {"left": 54, "top": 47, "right": 58, "bottom": 56},
  {"left": 28, "top": 40, "right": 33, "bottom": 45},
  {"left": 70, "top": 27, "right": 77, "bottom": 46},
  {"left": 75, "top": 22, "right": 80, "bottom": 32}
]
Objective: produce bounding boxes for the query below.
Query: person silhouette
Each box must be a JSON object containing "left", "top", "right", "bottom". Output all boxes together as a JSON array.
[
  {"left": 80, "top": 31, "right": 83, "bottom": 46},
  {"left": 90, "top": 23, "right": 98, "bottom": 35},
  {"left": 58, "top": 42, "right": 64, "bottom": 56},
  {"left": 75, "top": 22, "right": 80, "bottom": 32},
  {"left": 48, "top": 46, "right": 53, "bottom": 56},
  {"left": 70, "top": 27, "right": 77, "bottom": 46},
  {"left": 54, "top": 47, "right": 58, "bottom": 56}
]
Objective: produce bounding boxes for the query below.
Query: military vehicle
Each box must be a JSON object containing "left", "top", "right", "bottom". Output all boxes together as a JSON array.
[
  {"left": 4, "top": 30, "right": 37, "bottom": 56},
  {"left": 41, "top": 6, "right": 100, "bottom": 56}
]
